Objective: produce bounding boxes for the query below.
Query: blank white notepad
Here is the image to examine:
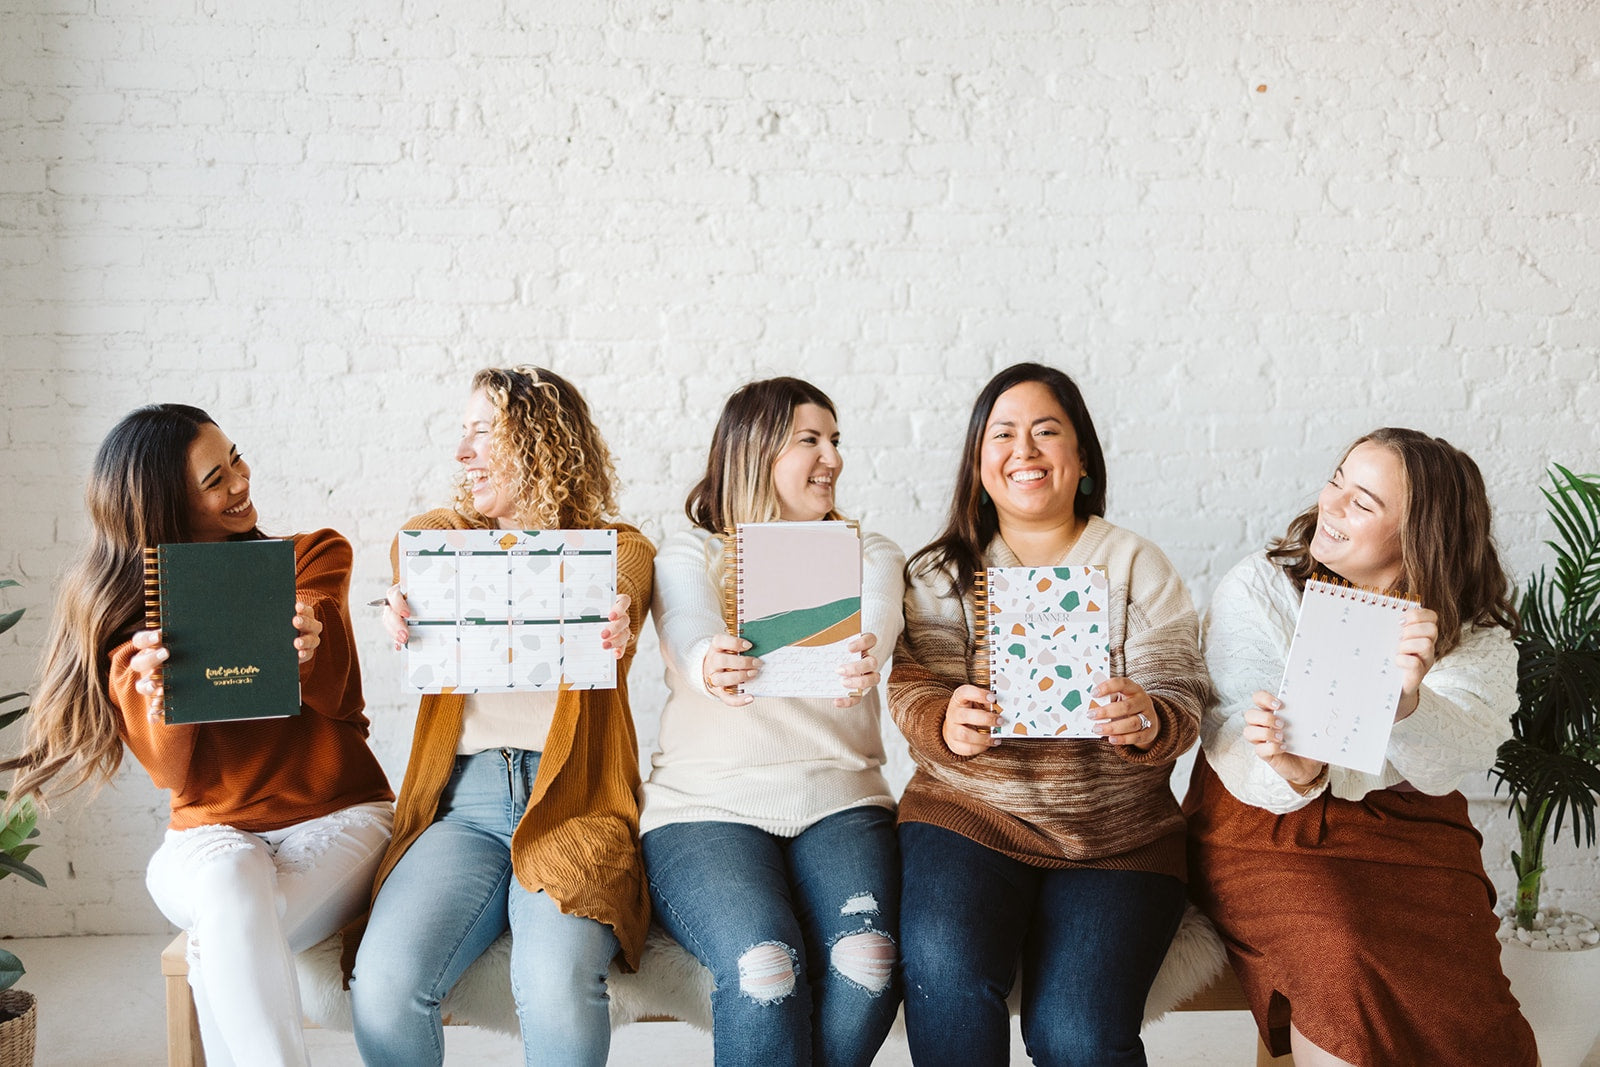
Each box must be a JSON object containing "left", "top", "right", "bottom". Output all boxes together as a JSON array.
[{"left": 1276, "top": 578, "right": 1416, "bottom": 775}]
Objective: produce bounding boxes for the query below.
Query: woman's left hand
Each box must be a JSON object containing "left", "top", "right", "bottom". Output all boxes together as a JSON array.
[
  {"left": 601, "top": 593, "right": 632, "bottom": 659},
  {"left": 834, "top": 632, "right": 880, "bottom": 708},
  {"left": 293, "top": 602, "right": 322, "bottom": 664},
  {"left": 1393, "top": 606, "right": 1439, "bottom": 721},
  {"left": 1090, "top": 677, "right": 1159, "bottom": 749}
]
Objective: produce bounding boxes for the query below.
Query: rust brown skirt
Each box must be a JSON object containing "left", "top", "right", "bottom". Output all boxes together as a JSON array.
[{"left": 1184, "top": 754, "right": 1536, "bottom": 1066}]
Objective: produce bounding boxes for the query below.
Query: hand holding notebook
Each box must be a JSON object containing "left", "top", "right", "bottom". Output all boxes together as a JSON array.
[
  {"left": 977, "top": 565, "right": 1111, "bottom": 738},
  {"left": 1274, "top": 578, "right": 1419, "bottom": 774},
  {"left": 728, "top": 521, "right": 863, "bottom": 699}
]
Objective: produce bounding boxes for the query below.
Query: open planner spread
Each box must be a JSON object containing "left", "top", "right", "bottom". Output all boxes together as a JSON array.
[
  {"left": 1276, "top": 577, "right": 1416, "bottom": 774},
  {"left": 978, "top": 564, "right": 1111, "bottom": 738},
  {"left": 399, "top": 528, "right": 617, "bottom": 693}
]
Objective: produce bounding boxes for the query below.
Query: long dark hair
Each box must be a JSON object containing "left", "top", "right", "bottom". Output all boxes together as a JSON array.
[
  {"left": 1266, "top": 427, "right": 1518, "bottom": 655},
  {"left": 685, "top": 377, "right": 842, "bottom": 534},
  {"left": 4, "top": 404, "right": 261, "bottom": 803},
  {"left": 907, "top": 362, "right": 1107, "bottom": 598}
]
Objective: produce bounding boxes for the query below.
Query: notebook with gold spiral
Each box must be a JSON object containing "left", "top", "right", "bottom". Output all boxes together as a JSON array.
[
  {"left": 1275, "top": 577, "right": 1419, "bottom": 774},
  {"left": 976, "top": 565, "right": 1111, "bottom": 738},
  {"left": 143, "top": 539, "right": 301, "bottom": 725}
]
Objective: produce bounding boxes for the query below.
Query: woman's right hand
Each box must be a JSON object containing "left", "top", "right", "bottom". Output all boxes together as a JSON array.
[
  {"left": 701, "top": 633, "right": 760, "bottom": 708},
  {"left": 383, "top": 585, "right": 410, "bottom": 649},
  {"left": 943, "top": 684, "right": 1000, "bottom": 755},
  {"left": 1242, "top": 690, "right": 1327, "bottom": 789},
  {"left": 130, "top": 628, "right": 169, "bottom": 722}
]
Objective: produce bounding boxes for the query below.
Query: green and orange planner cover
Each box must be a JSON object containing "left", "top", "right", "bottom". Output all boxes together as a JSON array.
[
  {"left": 730, "top": 521, "right": 861, "bottom": 699},
  {"left": 143, "top": 539, "right": 301, "bottom": 725}
]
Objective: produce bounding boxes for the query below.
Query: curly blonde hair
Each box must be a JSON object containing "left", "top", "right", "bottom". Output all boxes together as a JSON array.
[{"left": 453, "top": 366, "right": 620, "bottom": 529}]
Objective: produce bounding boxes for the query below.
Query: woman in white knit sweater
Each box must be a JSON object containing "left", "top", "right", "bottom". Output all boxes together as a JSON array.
[
  {"left": 641, "top": 377, "right": 905, "bottom": 1067},
  {"left": 1185, "top": 428, "right": 1536, "bottom": 1067}
]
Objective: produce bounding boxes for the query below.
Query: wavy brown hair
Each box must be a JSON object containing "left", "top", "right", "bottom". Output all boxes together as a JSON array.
[
  {"left": 684, "top": 377, "right": 843, "bottom": 534},
  {"left": 3, "top": 405, "right": 264, "bottom": 805},
  {"left": 454, "top": 366, "right": 619, "bottom": 530},
  {"left": 907, "top": 362, "right": 1107, "bottom": 599},
  {"left": 1266, "top": 427, "right": 1517, "bottom": 655}
]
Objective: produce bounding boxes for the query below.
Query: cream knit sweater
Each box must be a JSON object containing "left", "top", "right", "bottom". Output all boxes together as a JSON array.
[
  {"left": 640, "top": 525, "right": 906, "bottom": 836},
  {"left": 1199, "top": 551, "right": 1518, "bottom": 815}
]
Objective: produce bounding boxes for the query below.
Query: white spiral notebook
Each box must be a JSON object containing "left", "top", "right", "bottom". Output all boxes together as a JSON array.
[{"left": 1276, "top": 577, "right": 1418, "bottom": 774}]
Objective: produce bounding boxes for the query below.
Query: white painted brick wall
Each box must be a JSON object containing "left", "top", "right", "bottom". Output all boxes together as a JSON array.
[{"left": 3, "top": 0, "right": 1599, "bottom": 935}]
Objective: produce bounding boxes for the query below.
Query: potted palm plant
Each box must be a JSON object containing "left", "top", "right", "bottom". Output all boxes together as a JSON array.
[
  {"left": 1, "top": 576, "right": 42, "bottom": 1067},
  {"left": 1490, "top": 464, "right": 1600, "bottom": 1067}
]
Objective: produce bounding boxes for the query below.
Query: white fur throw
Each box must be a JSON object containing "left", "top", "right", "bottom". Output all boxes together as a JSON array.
[{"left": 296, "top": 904, "right": 1226, "bottom": 1035}]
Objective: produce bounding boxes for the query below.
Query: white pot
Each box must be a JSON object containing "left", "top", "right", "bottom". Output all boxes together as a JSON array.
[{"left": 1500, "top": 938, "right": 1600, "bottom": 1067}]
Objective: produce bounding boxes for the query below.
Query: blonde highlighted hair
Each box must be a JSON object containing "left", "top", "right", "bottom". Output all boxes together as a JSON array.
[
  {"left": 684, "top": 377, "right": 843, "bottom": 534},
  {"left": 454, "top": 366, "right": 619, "bottom": 530}
]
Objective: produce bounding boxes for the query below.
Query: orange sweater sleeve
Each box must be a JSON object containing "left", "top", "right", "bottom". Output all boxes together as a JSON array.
[{"left": 293, "top": 529, "right": 367, "bottom": 725}]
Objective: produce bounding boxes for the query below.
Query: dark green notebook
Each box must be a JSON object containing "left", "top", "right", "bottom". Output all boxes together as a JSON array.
[{"left": 144, "top": 539, "right": 301, "bottom": 725}]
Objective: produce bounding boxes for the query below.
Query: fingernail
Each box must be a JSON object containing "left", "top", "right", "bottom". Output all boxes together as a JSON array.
[
  {"left": 1274, "top": 718, "right": 1284, "bottom": 729},
  {"left": 1274, "top": 731, "right": 1284, "bottom": 742}
]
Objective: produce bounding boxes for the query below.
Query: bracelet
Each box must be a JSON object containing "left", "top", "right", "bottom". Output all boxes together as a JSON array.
[{"left": 1289, "top": 763, "right": 1330, "bottom": 796}]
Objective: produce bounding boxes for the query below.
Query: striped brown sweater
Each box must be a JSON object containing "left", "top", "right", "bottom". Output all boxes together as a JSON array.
[{"left": 888, "top": 517, "right": 1210, "bottom": 879}]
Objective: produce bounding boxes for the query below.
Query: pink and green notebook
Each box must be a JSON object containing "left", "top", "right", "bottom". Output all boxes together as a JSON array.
[{"left": 730, "top": 521, "right": 862, "bottom": 699}]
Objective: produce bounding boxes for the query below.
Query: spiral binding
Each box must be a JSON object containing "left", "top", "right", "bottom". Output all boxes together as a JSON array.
[
  {"left": 973, "top": 567, "right": 992, "bottom": 689},
  {"left": 1305, "top": 575, "right": 1418, "bottom": 611},
  {"left": 142, "top": 546, "right": 166, "bottom": 718},
  {"left": 720, "top": 530, "right": 741, "bottom": 641}
]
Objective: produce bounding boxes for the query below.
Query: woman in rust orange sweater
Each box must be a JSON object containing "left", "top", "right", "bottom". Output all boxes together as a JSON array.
[
  {"left": 350, "top": 366, "right": 653, "bottom": 1067},
  {"left": 3, "top": 403, "right": 393, "bottom": 1067}
]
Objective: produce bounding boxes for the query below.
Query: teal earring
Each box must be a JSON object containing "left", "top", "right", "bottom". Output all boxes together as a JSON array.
[
  {"left": 979, "top": 486, "right": 990, "bottom": 506},
  {"left": 1077, "top": 474, "right": 1095, "bottom": 497}
]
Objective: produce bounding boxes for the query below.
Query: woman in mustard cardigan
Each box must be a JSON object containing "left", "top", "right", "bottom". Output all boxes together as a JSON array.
[{"left": 349, "top": 366, "right": 654, "bottom": 1067}]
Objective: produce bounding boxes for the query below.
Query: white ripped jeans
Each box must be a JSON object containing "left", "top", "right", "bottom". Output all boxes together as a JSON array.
[{"left": 145, "top": 801, "right": 394, "bottom": 1067}]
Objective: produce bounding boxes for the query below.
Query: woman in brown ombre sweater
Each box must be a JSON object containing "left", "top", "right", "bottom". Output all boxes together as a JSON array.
[
  {"left": 3, "top": 404, "right": 393, "bottom": 1067},
  {"left": 890, "top": 364, "right": 1209, "bottom": 1067}
]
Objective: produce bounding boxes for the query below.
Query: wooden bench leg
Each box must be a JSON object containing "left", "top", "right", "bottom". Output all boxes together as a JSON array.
[
  {"left": 1258, "top": 1034, "right": 1294, "bottom": 1064},
  {"left": 161, "top": 933, "right": 205, "bottom": 1067}
]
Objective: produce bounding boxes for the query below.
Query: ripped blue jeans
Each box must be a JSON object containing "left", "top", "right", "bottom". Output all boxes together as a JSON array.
[{"left": 642, "top": 806, "right": 900, "bottom": 1067}]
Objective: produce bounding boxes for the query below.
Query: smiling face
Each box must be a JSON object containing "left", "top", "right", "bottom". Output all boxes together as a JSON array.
[
  {"left": 1311, "top": 440, "right": 1407, "bottom": 589},
  {"left": 456, "top": 388, "right": 517, "bottom": 527},
  {"left": 771, "top": 402, "right": 842, "bottom": 522},
  {"left": 185, "top": 423, "right": 256, "bottom": 542},
  {"left": 978, "top": 380, "right": 1085, "bottom": 533}
]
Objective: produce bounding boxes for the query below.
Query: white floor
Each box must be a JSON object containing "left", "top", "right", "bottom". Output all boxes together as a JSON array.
[{"left": 9, "top": 933, "right": 1598, "bottom": 1065}]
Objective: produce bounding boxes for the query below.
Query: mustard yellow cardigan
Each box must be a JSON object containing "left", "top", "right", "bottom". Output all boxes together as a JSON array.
[{"left": 346, "top": 509, "right": 655, "bottom": 973}]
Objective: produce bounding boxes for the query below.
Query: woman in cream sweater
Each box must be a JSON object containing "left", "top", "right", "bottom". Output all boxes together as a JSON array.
[{"left": 641, "top": 377, "right": 904, "bottom": 1067}]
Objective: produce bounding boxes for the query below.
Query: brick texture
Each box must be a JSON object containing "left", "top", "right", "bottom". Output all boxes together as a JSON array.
[{"left": 2, "top": 0, "right": 1598, "bottom": 934}]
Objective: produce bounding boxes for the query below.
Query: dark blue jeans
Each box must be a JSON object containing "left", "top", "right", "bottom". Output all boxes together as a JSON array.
[
  {"left": 899, "top": 821, "right": 1185, "bottom": 1067},
  {"left": 642, "top": 806, "right": 901, "bottom": 1067}
]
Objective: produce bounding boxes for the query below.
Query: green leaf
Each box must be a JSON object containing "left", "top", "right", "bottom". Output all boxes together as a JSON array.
[
  {"left": 0, "top": 948, "right": 21, "bottom": 992},
  {"left": 0, "top": 608, "right": 21, "bottom": 637},
  {"left": 0, "top": 705, "right": 27, "bottom": 733},
  {"left": 0, "top": 579, "right": 17, "bottom": 590},
  {"left": 0, "top": 851, "right": 46, "bottom": 887}
]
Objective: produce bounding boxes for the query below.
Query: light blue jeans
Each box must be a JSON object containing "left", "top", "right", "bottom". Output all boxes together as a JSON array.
[{"left": 349, "top": 748, "right": 619, "bottom": 1067}]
